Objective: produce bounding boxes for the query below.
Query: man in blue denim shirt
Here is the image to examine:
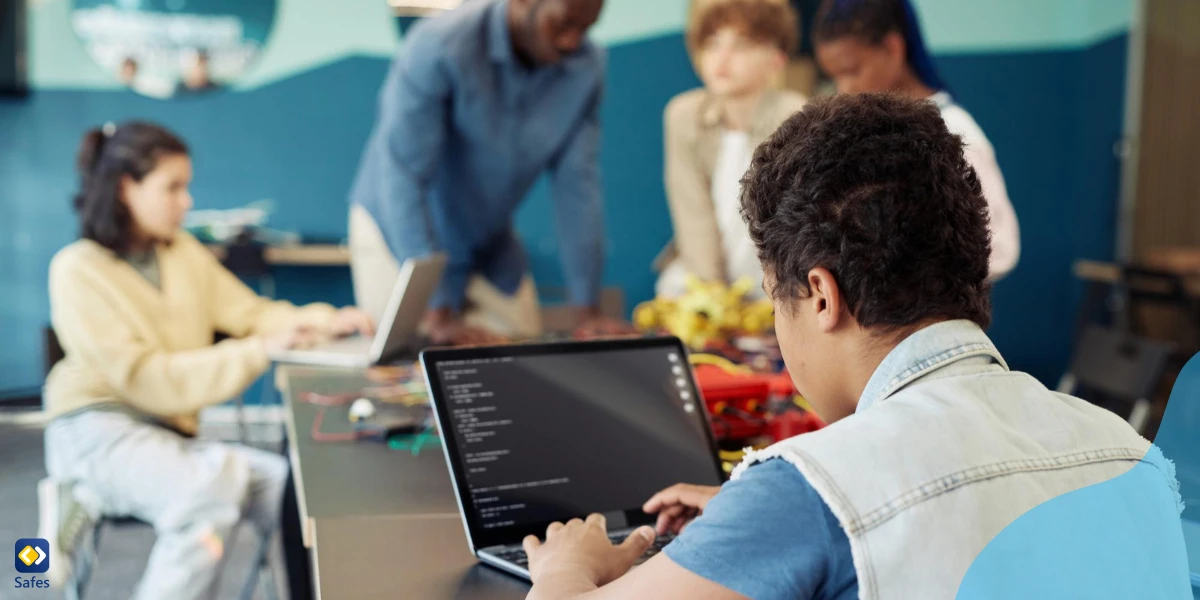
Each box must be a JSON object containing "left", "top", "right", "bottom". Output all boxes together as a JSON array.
[
  {"left": 348, "top": 0, "right": 626, "bottom": 343},
  {"left": 521, "top": 94, "right": 1187, "bottom": 599}
]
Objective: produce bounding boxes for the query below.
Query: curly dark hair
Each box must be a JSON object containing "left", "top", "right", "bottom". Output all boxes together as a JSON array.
[
  {"left": 73, "top": 121, "right": 189, "bottom": 256},
  {"left": 690, "top": 0, "right": 799, "bottom": 55},
  {"left": 740, "top": 93, "right": 992, "bottom": 329}
]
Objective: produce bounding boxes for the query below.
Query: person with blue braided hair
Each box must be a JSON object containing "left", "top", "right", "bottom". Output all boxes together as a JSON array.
[{"left": 812, "top": 0, "right": 1020, "bottom": 280}]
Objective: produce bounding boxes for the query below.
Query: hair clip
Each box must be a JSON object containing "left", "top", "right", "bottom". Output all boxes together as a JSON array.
[{"left": 101, "top": 122, "right": 116, "bottom": 137}]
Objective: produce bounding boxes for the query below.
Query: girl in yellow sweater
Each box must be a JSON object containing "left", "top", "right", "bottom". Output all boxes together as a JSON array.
[{"left": 40, "top": 122, "right": 372, "bottom": 598}]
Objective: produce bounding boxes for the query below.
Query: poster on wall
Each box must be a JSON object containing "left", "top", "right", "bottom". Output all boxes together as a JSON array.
[{"left": 71, "top": 0, "right": 277, "bottom": 98}]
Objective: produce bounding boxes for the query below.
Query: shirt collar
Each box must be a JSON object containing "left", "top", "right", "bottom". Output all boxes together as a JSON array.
[
  {"left": 856, "top": 319, "right": 1008, "bottom": 414},
  {"left": 488, "top": 0, "right": 515, "bottom": 64},
  {"left": 700, "top": 95, "right": 722, "bottom": 128},
  {"left": 698, "top": 90, "right": 782, "bottom": 134}
]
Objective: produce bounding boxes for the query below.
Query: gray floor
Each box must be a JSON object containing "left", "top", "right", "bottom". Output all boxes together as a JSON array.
[{"left": 0, "top": 415, "right": 282, "bottom": 600}]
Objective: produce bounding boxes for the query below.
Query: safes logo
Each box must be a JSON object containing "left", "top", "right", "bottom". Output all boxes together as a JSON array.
[
  {"left": 14, "top": 539, "right": 48, "bottom": 574},
  {"left": 13, "top": 538, "right": 51, "bottom": 591}
]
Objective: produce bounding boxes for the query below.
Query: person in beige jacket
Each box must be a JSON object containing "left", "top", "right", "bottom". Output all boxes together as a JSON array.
[
  {"left": 40, "top": 122, "right": 373, "bottom": 599},
  {"left": 658, "top": 0, "right": 807, "bottom": 298}
]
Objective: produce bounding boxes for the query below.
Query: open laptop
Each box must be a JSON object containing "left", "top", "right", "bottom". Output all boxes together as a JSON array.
[
  {"left": 272, "top": 253, "right": 447, "bottom": 368},
  {"left": 420, "top": 336, "right": 725, "bottom": 580}
]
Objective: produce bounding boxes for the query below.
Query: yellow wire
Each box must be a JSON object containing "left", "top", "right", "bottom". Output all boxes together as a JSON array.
[
  {"left": 688, "top": 353, "right": 753, "bottom": 374},
  {"left": 792, "top": 395, "right": 815, "bottom": 413}
]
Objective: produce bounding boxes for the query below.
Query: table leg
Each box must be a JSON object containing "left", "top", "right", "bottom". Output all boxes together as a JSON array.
[{"left": 282, "top": 446, "right": 315, "bottom": 600}]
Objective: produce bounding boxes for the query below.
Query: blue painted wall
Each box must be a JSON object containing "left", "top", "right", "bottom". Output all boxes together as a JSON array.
[
  {"left": 0, "top": 7, "right": 1130, "bottom": 394},
  {"left": 940, "top": 34, "right": 1129, "bottom": 384}
]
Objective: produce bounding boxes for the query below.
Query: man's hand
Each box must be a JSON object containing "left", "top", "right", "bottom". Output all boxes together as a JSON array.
[
  {"left": 331, "top": 307, "right": 376, "bottom": 338},
  {"left": 574, "top": 306, "right": 636, "bottom": 339},
  {"left": 525, "top": 514, "right": 656, "bottom": 591},
  {"left": 423, "top": 308, "right": 506, "bottom": 346},
  {"left": 643, "top": 483, "right": 721, "bottom": 536}
]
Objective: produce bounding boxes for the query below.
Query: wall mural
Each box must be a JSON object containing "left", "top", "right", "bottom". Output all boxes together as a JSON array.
[{"left": 71, "top": 0, "right": 278, "bottom": 98}]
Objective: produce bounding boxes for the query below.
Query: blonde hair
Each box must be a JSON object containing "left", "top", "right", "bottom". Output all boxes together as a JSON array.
[{"left": 688, "top": 0, "right": 798, "bottom": 54}]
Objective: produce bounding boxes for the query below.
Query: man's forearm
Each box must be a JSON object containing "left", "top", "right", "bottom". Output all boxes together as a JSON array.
[
  {"left": 427, "top": 266, "right": 470, "bottom": 313},
  {"left": 551, "top": 114, "right": 604, "bottom": 310},
  {"left": 527, "top": 572, "right": 599, "bottom": 600},
  {"left": 557, "top": 216, "right": 602, "bottom": 308},
  {"left": 563, "top": 241, "right": 603, "bottom": 309}
]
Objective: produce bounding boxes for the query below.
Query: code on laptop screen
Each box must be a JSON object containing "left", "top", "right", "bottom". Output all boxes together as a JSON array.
[{"left": 434, "top": 345, "right": 719, "bottom": 530}]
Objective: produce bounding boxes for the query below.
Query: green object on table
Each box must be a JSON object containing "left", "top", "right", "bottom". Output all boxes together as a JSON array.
[{"left": 387, "top": 428, "right": 440, "bottom": 456}]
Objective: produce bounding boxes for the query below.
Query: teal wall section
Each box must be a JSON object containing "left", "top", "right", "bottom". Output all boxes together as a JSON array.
[
  {"left": 912, "top": 0, "right": 1132, "bottom": 52},
  {"left": 938, "top": 34, "right": 1130, "bottom": 384},
  {"left": 0, "top": 1, "right": 1133, "bottom": 395}
]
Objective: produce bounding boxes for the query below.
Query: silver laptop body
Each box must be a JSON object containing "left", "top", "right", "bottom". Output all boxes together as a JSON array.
[{"left": 271, "top": 253, "right": 447, "bottom": 368}]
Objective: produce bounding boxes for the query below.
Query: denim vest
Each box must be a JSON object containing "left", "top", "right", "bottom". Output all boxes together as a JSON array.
[{"left": 733, "top": 320, "right": 1181, "bottom": 599}]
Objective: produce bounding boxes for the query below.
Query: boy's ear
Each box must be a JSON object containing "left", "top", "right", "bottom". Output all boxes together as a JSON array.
[{"left": 808, "top": 267, "right": 845, "bottom": 333}]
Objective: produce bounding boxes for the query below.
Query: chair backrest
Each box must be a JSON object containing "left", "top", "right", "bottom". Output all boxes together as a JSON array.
[
  {"left": 1120, "top": 265, "right": 1200, "bottom": 341},
  {"left": 220, "top": 231, "right": 271, "bottom": 279},
  {"left": 43, "top": 326, "right": 65, "bottom": 377},
  {"left": 1067, "top": 324, "right": 1174, "bottom": 402}
]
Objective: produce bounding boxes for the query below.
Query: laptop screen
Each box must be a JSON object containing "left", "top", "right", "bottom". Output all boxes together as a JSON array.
[{"left": 423, "top": 337, "right": 724, "bottom": 549}]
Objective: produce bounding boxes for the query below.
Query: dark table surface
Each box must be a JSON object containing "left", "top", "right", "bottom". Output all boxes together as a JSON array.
[
  {"left": 282, "top": 367, "right": 459, "bottom": 523},
  {"left": 279, "top": 365, "right": 531, "bottom": 599},
  {"left": 311, "top": 515, "right": 530, "bottom": 600}
]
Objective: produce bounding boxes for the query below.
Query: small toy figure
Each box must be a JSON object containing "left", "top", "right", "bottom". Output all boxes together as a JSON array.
[{"left": 634, "top": 276, "right": 775, "bottom": 349}]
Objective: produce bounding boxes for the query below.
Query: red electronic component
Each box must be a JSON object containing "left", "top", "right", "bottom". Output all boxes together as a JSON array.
[
  {"left": 766, "top": 410, "right": 824, "bottom": 440},
  {"left": 768, "top": 372, "right": 796, "bottom": 398},
  {"left": 694, "top": 363, "right": 822, "bottom": 444},
  {"left": 695, "top": 364, "right": 769, "bottom": 406}
]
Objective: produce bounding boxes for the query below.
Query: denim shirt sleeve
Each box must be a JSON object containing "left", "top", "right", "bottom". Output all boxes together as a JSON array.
[
  {"left": 548, "top": 68, "right": 605, "bottom": 307},
  {"left": 663, "top": 459, "right": 858, "bottom": 600},
  {"left": 373, "top": 32, "right": 452, "bottom": 300}
]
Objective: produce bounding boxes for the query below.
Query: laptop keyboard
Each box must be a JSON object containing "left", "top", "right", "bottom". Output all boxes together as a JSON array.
[{"left": 489, "top": 531, "right": 676, "bottom": 570}]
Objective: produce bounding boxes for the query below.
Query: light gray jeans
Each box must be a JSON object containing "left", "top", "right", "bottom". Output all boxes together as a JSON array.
[{"left": 44, "top": 409, "right": 288, "bottom": 600}]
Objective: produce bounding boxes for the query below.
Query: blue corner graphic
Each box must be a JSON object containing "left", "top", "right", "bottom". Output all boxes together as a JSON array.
[{"left": 957, "top": 354, "right": 1200, "bottom": 599}]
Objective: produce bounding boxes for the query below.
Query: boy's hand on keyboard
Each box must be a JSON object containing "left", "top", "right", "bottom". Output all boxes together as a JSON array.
[
  {"left": 643, "top": 483, "right": 721, "bottom": 535},
  {"left": 524, "top": 514, "right": 656, "bottom": 588}
]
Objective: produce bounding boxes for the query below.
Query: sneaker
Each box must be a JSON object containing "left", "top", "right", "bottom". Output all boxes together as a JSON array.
[{"left": 36, "top": 478, "right": 97, "bottom": 590}]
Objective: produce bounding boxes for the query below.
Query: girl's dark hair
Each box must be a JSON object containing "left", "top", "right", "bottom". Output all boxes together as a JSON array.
[
  {"left": 73, "top": 121, "right": 189, "bottom": 256},
  {"left": 813, "top": 0, "right": 947, "bottom": 92}
]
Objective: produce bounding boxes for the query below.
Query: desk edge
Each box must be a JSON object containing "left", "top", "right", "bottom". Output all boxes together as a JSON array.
[{"left": 279, "top": 367, "right": 315, "bottom": 549}]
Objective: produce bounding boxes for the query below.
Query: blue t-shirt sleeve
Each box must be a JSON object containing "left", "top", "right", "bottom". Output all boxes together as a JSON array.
[{"left": 663, "top": 459, "right": 856, "bottom": 600}]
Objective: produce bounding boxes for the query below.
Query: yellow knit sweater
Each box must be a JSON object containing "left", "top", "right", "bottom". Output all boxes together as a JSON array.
[{"left": 44, "top": 232, "right": 337, "bottom": 434}]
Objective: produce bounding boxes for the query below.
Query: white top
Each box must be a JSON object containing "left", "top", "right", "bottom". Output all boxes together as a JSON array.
[
  {"left": 711, "top": 129, "right": 766, "bottom": 298},
  {"left": 655, "top": 93, "right": 1020, "bottom": 299},
  {"left": 931, "top": 91, "right": 1021, "bottom": 280}
]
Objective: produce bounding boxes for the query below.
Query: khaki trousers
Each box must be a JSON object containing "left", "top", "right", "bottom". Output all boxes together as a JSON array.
[{"left": 348, "top": 204, "right": 542, "bottom": 337}]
